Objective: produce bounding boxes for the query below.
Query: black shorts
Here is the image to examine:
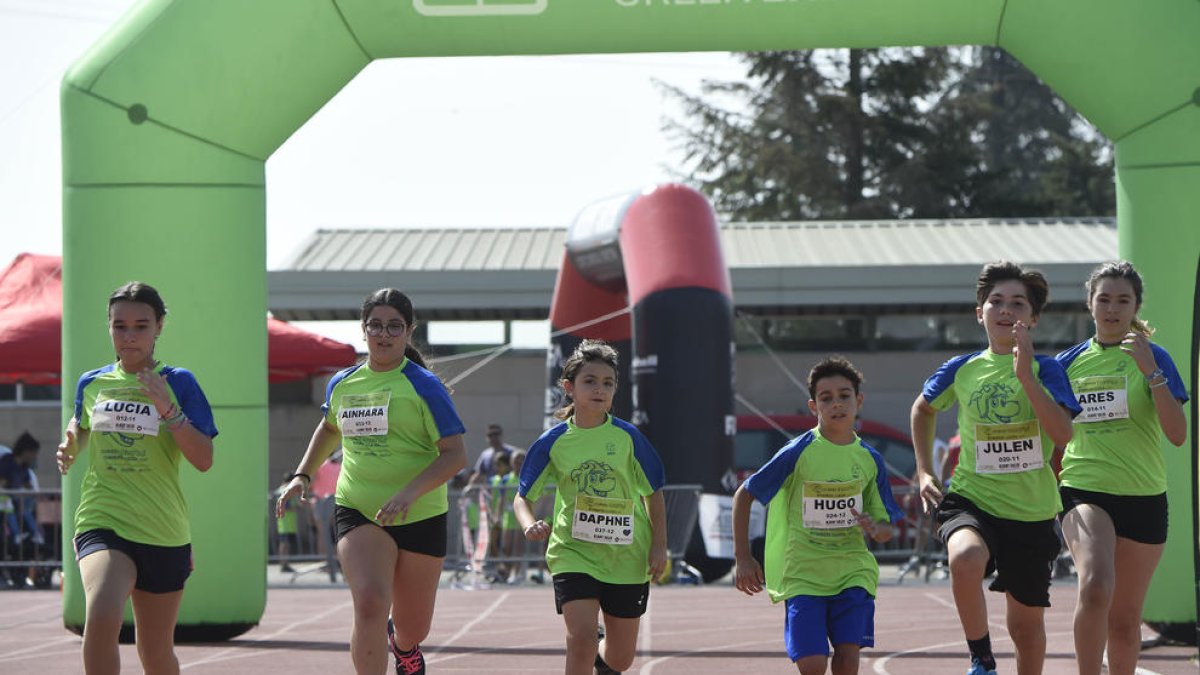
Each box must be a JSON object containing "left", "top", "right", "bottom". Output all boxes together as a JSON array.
[
  {"left": 334, "top": 505, "right": 447, "bottom": 558},
  {"left": 1060, "top": 486, "right": 1168, "bottom": 545},
  {"left": 553, "top": 572, "right": 649, "bottom": 619},
  {"left": 935, "top": 493, "right": 1059, "bottom": 608},
  {"left": 74, "top": 529, "right": 192, "bottom": 594}
]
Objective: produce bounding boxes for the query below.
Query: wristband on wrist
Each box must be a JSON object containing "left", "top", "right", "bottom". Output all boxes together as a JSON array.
[
  {"left": 159, "top": 404, "right": 179, "bottom": 420},
  {"left": 288, "top": 472, "right": 312, "bottom": 484},
  {"left": 166, "top": 413, "right": 188, "bottom": 431},
  {"left": 1145, "top": 368, "right": 1164, "bottom": 382},
  {"left": 1149, "top": 377, "right": 1169, "bottom": 389}
]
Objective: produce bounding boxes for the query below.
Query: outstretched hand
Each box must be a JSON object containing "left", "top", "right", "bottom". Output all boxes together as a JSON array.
[{"left": 56, "top": 429, "right": 77, "bottom": 475}]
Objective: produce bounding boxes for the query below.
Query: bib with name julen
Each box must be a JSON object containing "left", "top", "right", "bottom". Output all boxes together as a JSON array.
[
  {"left": 1072, "top": 375, "right": 1129, "bottom": 423},
  {"left": 801, "top": 481, "right": 862, "bottom": 530},
  {"left": 339, "top": 391, "right": 390, "bottom": 437},
  {"left": 975, "top": 420, "right": 1043, "bottom": 474},
  {"left": 572, "top": 494, "right": 634, "bottom": 545},
  {"left": 91, "top": 387, "right": 160, "bottom": 436}
]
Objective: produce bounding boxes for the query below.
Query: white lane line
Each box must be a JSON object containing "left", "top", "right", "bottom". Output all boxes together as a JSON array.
[
  {"left": 0, "top": 636, "right": 78, "bottom": 661},
  {"left": 179, "top": 599, "right": 352, "bottom": 669},
  {"left": 873, "top": 629, "right": 1076, "bottom": 675},
  {"left": 424, "top": 591, "right": 511, "bottom": 663},
  {"left": 639, "top": 637, "right": 779, "bottom": 674},
  {"left": 922, "top": 592, "right": 957, "bottom": 610}
]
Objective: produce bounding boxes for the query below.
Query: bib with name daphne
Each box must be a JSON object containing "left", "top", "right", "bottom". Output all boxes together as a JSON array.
[
  {"left": 1072, "top": 375, "right": 1129, "bottom": 423},
  {"left": 91, "top": 387, "right": 159, "bottom": 436},
  {"left": 974, "top": 420, "right": 1043, "bottom": 474},
  {"left": 572, "top": 494, "right": 634, "bottom": 545},
  {"left": 338, "top": 391, "right": 390, "bottom": 437}
]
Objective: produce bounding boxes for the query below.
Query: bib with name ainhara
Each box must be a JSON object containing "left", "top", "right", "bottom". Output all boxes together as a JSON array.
[{"left": 339, "top": 391, "right": 391, "bottom": 437}]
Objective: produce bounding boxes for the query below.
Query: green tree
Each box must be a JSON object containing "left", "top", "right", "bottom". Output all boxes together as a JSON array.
[{"left": 663, "top": 47, "right": 1114, "bottom": 220}]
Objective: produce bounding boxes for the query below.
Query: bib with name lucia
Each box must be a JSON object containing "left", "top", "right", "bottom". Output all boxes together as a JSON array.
[{"left": 73, "top": 362, "right": 218, "bottom": 547}]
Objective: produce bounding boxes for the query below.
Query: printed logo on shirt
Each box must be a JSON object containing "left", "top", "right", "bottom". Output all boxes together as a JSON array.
[
  {"left": 339, "top": 391, "right": 391, "bottom": 437},
  {"left": 969, "top": 382, "right": 1022, "bottom": 423},
  {"left": 91, "top": 387, "right": 160, "bottom": 436},
  {"left": 570, "top": 459, "right": 618, "bottom": 497},
  {"left": 1072, "top": 376, "right": 1129, "bottom": 423}
]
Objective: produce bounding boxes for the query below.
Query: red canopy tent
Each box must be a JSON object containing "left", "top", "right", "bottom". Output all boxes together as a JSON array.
[{"left": 0, "top": 254, "right": 357, "bottom": 385}]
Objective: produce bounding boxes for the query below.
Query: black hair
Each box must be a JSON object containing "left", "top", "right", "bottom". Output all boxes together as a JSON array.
[
  {"left": 976, "top": 261, "right": 1050, "bottom": 316},
  {"left": 1086, "top": 260, "right": 1153, "bottom": 336},
  {"left": 553, "top": 339, "right": 620, "bottom": 421},
  {"left": 108, "top": 281, "right": 167, "bottom": 321},
  {"left": 12, "top": 431, "right": 39, "bottom": 454},
  {"left": 807, "top": 355, "right": 865, "bottom": 398},
  {"left": 360, "top": 288, "right": 429, "bottom": 369}
]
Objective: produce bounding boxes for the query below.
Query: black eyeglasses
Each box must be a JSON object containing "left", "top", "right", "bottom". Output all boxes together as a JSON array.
[{"left": 365, "top": 321, "right": 408, "bottom": 337}]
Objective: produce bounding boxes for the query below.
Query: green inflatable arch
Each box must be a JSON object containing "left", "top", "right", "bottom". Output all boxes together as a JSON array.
[{"left": 62, "top": 0, "right": 1198, "bottom": 639}]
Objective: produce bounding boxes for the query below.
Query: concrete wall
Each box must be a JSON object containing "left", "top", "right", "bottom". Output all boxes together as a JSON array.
[{"left": 5, "top": 349, "right": 964, "bottom": 495}]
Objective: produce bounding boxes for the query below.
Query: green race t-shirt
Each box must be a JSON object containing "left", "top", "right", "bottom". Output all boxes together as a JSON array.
[
  {"left": 1056, "top": 339, "right": 1189, "bottom": 495},
  {"left": 73, "top": 362, "right": 218, "bottom": 547},
  {"left": 922, "top": 350, "right": 1080, "bottom": 521},
  {"left": 323, "top": 360, "right": 465, "bottom": 526},
  {"left": 490, "top": 472, "right": 519, "bottom": 530},
  {"left": 743, "top": 428, "right": 903, "bottom": 602},
  {"left": 518, "top": 415, "right": 665, "bottom": 584}
]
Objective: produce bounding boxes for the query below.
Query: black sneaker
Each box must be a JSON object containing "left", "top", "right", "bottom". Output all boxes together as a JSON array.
[{"left": 388, "top": 617, "right": 426, "bottom": 675}]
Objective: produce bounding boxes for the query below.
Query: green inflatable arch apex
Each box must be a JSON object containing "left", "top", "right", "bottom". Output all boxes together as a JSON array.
[{"left": 62, "top": 0, "right": 1199, "bottom": 639}]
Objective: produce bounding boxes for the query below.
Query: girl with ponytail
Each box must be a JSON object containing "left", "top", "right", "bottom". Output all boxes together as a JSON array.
[
  {"left": 1055, "top": 261, "right": 1188, "bottom": 675},
  {"left": 277, "top": 288, "right": 466, "bottom": 675}
]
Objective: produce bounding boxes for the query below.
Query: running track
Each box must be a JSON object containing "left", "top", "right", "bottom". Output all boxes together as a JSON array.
[{"left": 2, "top": 578, "right": 1196, "bottom": 673}]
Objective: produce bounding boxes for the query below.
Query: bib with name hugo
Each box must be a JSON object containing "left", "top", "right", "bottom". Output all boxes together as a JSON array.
[
  {"left": 91, "top": 387, "right": 160, "bottom": 436},
  {"left": 975, "top": 419, "right": 1043, "bottom": 474},
  {"left": 339, "top": 391, "right": 391, "bottom": 437},
  {"left": 801, "top": 480, "right": 862, "bottom": 529},
  {"left": 1072, "top": 375, "right": 1129, "bottom": 423}
]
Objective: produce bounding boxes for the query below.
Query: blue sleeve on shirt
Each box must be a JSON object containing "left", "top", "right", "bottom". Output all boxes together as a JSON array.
[
  {"left": 743, "top": 431, "right": 814, "bottom": 505},
  {"left": 320, "top": 365, "right": 361, "bottom": 415},
  {"left": 1054, "top": 340, "right": 1090, "bottom": 372},
  {"left": 72, "top": 364, "right": 115, "bottom": 424},
  {"left": 864, "top": 442, "right": 906, "bottom": 524},
  {"left": 518, "top": 423, "right": 568, "bottom": 496},
  {"left": 404, "top": 361, "right": 466, "bottom": 439},
  {"left": 1151, "top": 344, "right": 1190, "bottom": 403},
  {"left": 1035, "top": 355, "right": 1082, "bottom": 417},
  {"left": 163, "top": 367, "right": 219, "bottom": 438},
  {"left": 921, "top": 352, "right": 978, "bottom": 404},
  {"left": 612, "top": 417, "right": 666, "bottom": 491}
]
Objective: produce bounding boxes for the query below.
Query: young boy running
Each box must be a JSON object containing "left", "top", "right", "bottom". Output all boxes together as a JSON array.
[
  {"left": 911, "top": 261, "right": 1081, "bottom": 675},
  {"left": 732, "top": 356, "right": 903, "bottom": 675}
]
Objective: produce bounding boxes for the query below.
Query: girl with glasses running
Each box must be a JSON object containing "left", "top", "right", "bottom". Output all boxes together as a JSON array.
[{"left": 277, "top": 288, "right": 466, "bottom": 675}]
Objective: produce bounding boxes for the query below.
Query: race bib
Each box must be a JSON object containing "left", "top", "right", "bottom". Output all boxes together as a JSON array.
[
  {"left": 1073, "top": 376, "right": 1129, "bottom": 423},
  {"left": 975, "top": 420, "right": 1043, "bottom": 474},
  {"left": 338, "top": 392, "right": 390, "bottom": 437},
  {"left": 802, "top": 481, "right": 862, "bottom": 529},
  {"left": 91, "top": 388, "right": 159, "bottom": 436},
  {"left": 571, "top": 494, "right": 634, "bottom": 545}
]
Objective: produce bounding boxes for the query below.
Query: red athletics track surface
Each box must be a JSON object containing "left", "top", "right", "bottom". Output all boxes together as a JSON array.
[{"left": 2, "top": 575, "right": 1196, "bottom": 674}]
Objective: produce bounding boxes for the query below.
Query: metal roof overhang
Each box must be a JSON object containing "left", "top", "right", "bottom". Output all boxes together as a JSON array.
[{"left": 268, "top": 261, "right": 1095, "bottom": 321}]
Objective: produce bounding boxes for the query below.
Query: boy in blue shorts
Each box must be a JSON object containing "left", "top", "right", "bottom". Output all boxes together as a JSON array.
[{"left": 732, "top": 356, "right": 903, "bottom": 674}]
